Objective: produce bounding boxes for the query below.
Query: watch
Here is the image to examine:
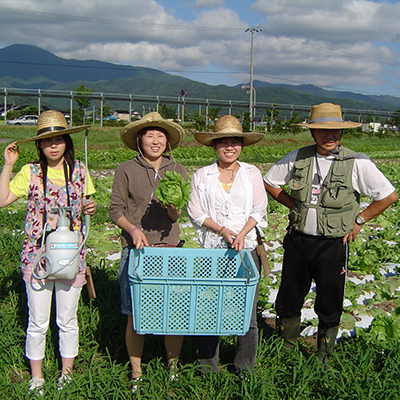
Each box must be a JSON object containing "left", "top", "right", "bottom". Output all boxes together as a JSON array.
[{"left": 355, "top": 214, "right": 365, "bottom": 225}]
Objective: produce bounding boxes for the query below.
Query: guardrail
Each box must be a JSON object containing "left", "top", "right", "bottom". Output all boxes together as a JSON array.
[{"left": 3, "top": 87, "right": 400, "bottom": 127}]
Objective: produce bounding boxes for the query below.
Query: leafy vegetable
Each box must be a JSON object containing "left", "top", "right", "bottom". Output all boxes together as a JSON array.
[
  {"left": 370, "top": 315, "right": 400, "bottom": 342},
  {"left": 155, "top": 171, "right": 191, "bottom": 210}
]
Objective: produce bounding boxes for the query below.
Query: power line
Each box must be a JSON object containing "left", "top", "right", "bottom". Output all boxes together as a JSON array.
[
  {"left": 0, "top": 59, "right": 392, "bottom": 98},
  {"left": 0, "top": 6, "right": 244, "bottom": 32},
  {"left": 0, "top": 59, "right": 144, "bottom": 71},
  {"left": 0, "top": 5, "right": 398, "bottom": 97},
  {"left": 0, "top": 5, "right": 397, "bottom": 67}
]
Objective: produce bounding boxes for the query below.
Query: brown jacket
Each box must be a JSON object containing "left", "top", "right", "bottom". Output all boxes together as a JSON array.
[{"left": 110, "top": 154, "right": 187, "bottom": 248}]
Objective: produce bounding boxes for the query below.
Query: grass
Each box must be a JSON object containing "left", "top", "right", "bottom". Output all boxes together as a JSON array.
[{"left": 0, "top": 126, "right": 400, "bottom": 398}]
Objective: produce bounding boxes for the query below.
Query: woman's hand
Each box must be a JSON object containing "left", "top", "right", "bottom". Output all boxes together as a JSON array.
[
  {"left": 231, "top": 232, "right": 246, "bottom": 252},
  {"left": 0, "top": 142, "right": 20, "bottom": 207},
  {"left": 229, "top": 218, "right": 257, "bottom": 252},
  {"left": 82, "top": 199, "right": 96, "bottom": 216},
  {"left": 220, "top": 227, "right": 237, "bottom": 247},
  {"left": 4, "top": 142, "right": 19, "bottom": 166},
  {"left": 164, "top": 203, "right": 182, "bottom": 222},
  {"left": 131, "top": 228, "right": 149, "bottom": 250}
]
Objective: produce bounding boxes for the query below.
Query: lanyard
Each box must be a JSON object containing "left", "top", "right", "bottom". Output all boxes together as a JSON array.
[
  {"left": 314, "top": 152, "right": 338, "bottom": 199},
  {"left": 314, "top": 153, "right": 323, "bottom": 186}
]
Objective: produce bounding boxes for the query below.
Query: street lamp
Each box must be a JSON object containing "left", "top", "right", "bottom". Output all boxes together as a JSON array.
[{"left": 246, "top": 27, "right": 261, "bottom": 130}]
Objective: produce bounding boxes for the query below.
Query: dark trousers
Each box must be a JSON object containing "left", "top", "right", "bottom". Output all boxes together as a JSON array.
[
  {"left": 197, "top": 249, "right": 260, "bottom": 373},
  {"left": 275, "top": 230, "right": 347, "bottom": 328}
]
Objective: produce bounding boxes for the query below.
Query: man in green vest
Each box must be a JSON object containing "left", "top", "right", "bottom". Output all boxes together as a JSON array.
[{"left": 263, "top": 103, "right": 397, "bottom": 364}]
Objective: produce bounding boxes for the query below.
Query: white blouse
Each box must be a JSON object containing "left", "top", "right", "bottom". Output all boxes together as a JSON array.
[{"left": 188, "top": 160, "right": 268, "bottom": 250}]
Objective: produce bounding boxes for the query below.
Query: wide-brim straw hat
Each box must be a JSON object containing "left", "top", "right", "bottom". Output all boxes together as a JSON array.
[
  {"left": 120, "top": 111, "right": 185, "bottom": 151},
  {"left": 296, "top": 103, "right": 362, "bottom": 129},
  {"left": 194, "top": 115, "right": 264, "bottom": 146},
  {"left": 16, "top": 110, "right": 90, "bottom": 144}
]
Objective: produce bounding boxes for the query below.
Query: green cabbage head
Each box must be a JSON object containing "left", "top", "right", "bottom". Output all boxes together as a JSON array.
[{"left": 155, "top": 171, "right": 191, "bottom": 210}]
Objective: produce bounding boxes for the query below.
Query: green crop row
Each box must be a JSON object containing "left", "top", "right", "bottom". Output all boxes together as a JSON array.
[{"left": 1, "top": 127, "right": 400, "bottom": 398}]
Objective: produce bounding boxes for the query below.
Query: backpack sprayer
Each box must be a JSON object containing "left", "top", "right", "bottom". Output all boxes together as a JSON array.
[
  {"left": 32, "top": 128, "right": 91, "bottom": 281},
  {"left": 32, "top": 207, "right": 90, "bottom": 280}
]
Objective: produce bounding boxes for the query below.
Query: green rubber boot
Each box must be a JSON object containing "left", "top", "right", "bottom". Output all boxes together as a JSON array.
[
  {"left": 315, "top": 325, "right": 339, "bottom": 365},
  {"left": 277, "top": 316, "right": 301, "bottom": 350}
]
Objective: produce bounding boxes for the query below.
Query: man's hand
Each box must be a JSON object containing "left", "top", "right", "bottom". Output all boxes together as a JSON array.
[{"left": 343, "top": 223, "right": 362, "bottom": 244}]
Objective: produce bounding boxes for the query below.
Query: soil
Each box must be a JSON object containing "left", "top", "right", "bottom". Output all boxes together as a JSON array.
[
  {"left": 347, "top": 270, "right": 368, "bottom": 280},
  {"left": 371, "top": 301, "right": 397, "bottom": 313},
  {"left": 262, "top": 315, "right": 318, "bottom": 355},
  {"left": 90, "top": 169, "right": 115, "bottom": 178}
]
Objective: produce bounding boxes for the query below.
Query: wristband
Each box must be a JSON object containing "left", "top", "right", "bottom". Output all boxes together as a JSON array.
[
  {"left": 219, "top": 226, "right": 225, "bottom": 236},
  {"left": 129, "top": 226, "right": 139, "bottom": 235}
]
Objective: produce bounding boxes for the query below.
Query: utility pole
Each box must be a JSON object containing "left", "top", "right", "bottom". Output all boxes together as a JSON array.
[{"left": 246, "top": 27, "right": 261, "bottom": 130}]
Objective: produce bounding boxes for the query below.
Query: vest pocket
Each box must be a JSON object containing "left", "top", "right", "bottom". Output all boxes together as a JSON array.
[
  {"left": 289, "top": 160, "right": 310, "bottom": 203},
  {"left": 288, "top": 205, "right": 302, "bottom": 227},
  {"left": 321, "top": 206, "right": 355, "bottom": 237},
  {"left": 325, "top": 214, "right": 345, "bottom": 236},
  {"left": 289, "top": 181, "right": 309, "bottom": 202},
  {"left": 320, "top": 186, "right": 348, "bottom": 208}
]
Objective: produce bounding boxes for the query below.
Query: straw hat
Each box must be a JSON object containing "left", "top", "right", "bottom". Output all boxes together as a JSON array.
[
  {"left": 120, "top": 112, "right": 185, "bottom": 151},
  {"left": 194, "top": 115, "right": 264, "bottom": 146},
  {"left": 297, "top": 103, "right": 362, "bottom": 129},
  {"left": 16, "top": 110, "right": 91, "bottom": 144}
]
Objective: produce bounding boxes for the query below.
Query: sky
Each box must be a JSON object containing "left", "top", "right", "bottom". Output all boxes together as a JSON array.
[{"left": 0, "top": 0, "right": 400, "bottom": 97}]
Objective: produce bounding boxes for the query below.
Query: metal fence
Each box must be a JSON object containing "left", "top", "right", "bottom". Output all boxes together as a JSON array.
[{"left": 3, "top": 87, "right": 400, "bottom": 127}]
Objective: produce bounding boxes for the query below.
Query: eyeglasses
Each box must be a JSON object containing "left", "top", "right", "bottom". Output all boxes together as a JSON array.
[{"left": 314, "top": 129, "right": 342, "bottom": 137}]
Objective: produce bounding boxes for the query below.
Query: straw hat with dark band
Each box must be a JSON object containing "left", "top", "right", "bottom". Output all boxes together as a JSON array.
[
  {"left": 16, "top": 110, "right": 91, "bottom": 144},
  {"left": 120, "top": 111, "right": 185, "bottom": 151},
  {"left": 194, "top": 115, "right": 264, "bottom": 146},
  {"left": 295, "top": 103, "right": 362, "bottom": 129}
]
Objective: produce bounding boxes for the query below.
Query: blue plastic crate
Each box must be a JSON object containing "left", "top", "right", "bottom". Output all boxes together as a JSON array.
[{"left": 128, "top": 247, "right": 259, "bottom": 336}]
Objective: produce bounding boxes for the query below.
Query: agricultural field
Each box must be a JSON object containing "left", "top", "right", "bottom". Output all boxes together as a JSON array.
[{"left": 0, "top": 125, "right": 400, "bottom": 398}]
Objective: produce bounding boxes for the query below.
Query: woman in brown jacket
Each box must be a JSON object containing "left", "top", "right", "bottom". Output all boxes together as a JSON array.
[{"left": 110, "top": 112, "right": 187, "bottom": 393}]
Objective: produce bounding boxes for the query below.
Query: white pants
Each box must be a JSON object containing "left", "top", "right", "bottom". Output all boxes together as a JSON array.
[{"left": 25, "top": 280, "right": 82, "bottom": 361}]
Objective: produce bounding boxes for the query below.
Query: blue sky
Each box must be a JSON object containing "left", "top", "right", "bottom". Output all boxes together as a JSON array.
[
  {"left": 159, "top": 0, "right": 265, "bottom": 27},
  {"left": 0, "top": 0, "right": 400, "bottom": 98}
]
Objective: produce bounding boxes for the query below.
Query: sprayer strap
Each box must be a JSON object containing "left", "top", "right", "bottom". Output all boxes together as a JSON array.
[
  {"left": 42, "top": 165, "right": 47, "bottom": 231},
  {"left": 63, "top": 161, "right": 73, "bottom": 230}
]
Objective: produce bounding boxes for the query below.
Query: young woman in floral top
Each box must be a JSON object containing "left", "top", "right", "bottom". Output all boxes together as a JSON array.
[{"left": 0, "top": 111, "right": 95, "bottom": 393}]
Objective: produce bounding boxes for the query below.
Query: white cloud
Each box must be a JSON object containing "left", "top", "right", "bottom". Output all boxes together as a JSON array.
[
  {"left": 192, "top": 0, "right": 224, "bottom": 7},
  {"left": 0, "top": 0, "right": 399, "bottom": 95},
  {"left": 254, "top": 0, "right": 400, "bottom": 43}
]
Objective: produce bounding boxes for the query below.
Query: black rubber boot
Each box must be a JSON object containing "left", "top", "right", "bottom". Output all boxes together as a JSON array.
[
  {"left": 277, "top": 316, "right": 301, "bottom": 350},
  {"left": 315, "top": 325, "right": 339, "bottom": 365}
]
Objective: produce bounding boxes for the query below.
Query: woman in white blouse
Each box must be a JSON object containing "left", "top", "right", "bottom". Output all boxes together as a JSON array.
[{"left": 187, "top": 115, "right": 268, "bottom": 375}]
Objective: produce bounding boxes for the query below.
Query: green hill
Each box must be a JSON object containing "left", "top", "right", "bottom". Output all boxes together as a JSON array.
[{"left": 1, "top": 44, "right": 400, "bottom": 112}]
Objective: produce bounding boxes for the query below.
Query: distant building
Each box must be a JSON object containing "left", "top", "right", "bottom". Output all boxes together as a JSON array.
[
  {"left": 362, "top": 122, "right": 397, "bottom": 133},
  {"left": 362, "top": 122, "right": 381, "bottom": 132},
  {"left": 113, "top": 110, "right": 141, "bottom": 121}
]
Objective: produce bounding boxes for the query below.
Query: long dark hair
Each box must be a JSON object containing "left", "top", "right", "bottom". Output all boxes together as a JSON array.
[{"left": 35, "top": 134, "right": 75, "bottom": 183}]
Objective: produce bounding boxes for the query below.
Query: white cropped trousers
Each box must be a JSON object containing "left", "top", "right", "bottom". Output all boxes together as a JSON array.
[{"left": 25, "top": 280, "right": 82, "bottom": 360}]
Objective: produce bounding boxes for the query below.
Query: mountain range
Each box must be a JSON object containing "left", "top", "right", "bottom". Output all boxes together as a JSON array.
[{"left": 1, "top": 43, "right": 400, "bottom": 112}]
